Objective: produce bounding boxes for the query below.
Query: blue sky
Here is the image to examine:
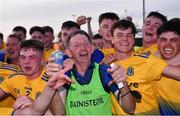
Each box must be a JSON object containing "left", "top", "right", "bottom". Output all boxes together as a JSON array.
[{"left": 0, "top": 0, "right": 180, "bottom": 39}]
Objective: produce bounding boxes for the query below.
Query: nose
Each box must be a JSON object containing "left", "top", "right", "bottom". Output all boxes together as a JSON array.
[{"left": 24, "top": 57, "right": 30, "bottom": 64}]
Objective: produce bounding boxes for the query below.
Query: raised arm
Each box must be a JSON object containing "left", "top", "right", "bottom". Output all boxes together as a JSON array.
[{"left": 108, "top": 64, "right": 135, "bottom": 114}]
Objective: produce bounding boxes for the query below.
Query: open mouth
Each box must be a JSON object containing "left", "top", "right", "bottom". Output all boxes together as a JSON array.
[
  {"left": 164, "top": 48, "right": 174, "bottom": 54},
  {"left": 145, "top": 32, "right": 153, "bottom": 37},
  {"left": 24, "top": 66, "right": 32, "bottom": 71}
]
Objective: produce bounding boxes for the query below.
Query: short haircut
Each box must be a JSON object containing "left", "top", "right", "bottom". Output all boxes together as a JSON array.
[
  {"left": 98, "top": 12, "right": 119, "bottom": 24},
  {"left": 0, "top": 32, "right": 3, "bottom": 42},
  {"left": 61, "top": 21, "right": 80, "bottom": 30},
  {"left": 12, "top": 26, "right": 27, "bottom": 35},
  {"left": 111, "top": 19, "right": 137, "bottom": 36},
  {"left": 146, "top": 12, "right": 167, "bottom": 23},
  {"left": 42, "top": 26, "right": 54, "bottom": 34},
  {"left": 20, "top": 39, "right": 44, "bottom": 52},
  {"left": 29, "top": 26, "right": 45, "bottom": 35},
  {"left": 66, "top": 30, "right": 91, "bottom": 48},
  {"left": 157, "top": 20, "right": 180, "bottom": 37},
  {"left": 169, "top": 17, "right": 180, "bottom": 24},
  {"left": 92, "top": 34, "right": 102, "bottom": 40},
  {"left": 7, "top": 34, "right": 21, "bottom": 42}
]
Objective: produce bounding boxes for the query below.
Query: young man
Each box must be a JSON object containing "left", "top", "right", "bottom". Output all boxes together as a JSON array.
[
  {"left": 98, "top": 12, "right": 119, "bottom": 64},
  {"left": 0, "top": 40, "right": 50, "bottom": 115},
  {"left": 46, "top": 30, "right": 135, "bottom": 115},
  {"left": 98, "top": 12, "right": 119, "bottom": 55},
  {"left": 135, "top": 11, "right": 167, "bottom": 54},
  {"left": 92, "top": 33, "right": 103, "bottom": 49},
  {"left": 12, "top": 26, "right": 27, "bottom": 41},
  {"left": 155, "top": 20, "right": 180, "bottom": 115},
  {"left": 58, "top": 21, "right": 80, "bottom": 53},
  {"left": 42, "top": 26, "right": 54, "bottom": 50},
  {"left": 110, "top": 19, "right": 180, "bottom": 114}
]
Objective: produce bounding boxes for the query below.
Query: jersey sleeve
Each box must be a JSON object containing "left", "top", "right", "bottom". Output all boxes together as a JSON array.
[
  {"left": 99, "top": 64, "right": 119, "bottom": 93},
  {"left": 0, "top": 77, "right": 12, "bottom": 94}
]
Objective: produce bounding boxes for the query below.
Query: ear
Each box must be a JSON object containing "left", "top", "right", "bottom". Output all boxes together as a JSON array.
[
  {"left": 65, "top": 49, "right": 72, "bottom": 58},
  {"left": 98, "top": 29, "right": 102, "bottom": 36}
]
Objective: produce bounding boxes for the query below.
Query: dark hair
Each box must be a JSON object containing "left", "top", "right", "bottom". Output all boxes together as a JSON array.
[
  {"left": 42, "top": 26, "right": 54, "bottom": 34},
  {"left": 29, "top": 26, "right": 45, "bottom": 35},
  {"left": 146, "top": 12, "right": 167, "bottom": 23},
  {"left": 66, "top": 30, "right": 91, "bottom": 48},
  {"left": 12, "top": 26, "right": 27, "bottom": 35},
  {"left": 92, "top": 34, "right": 102, "bottom": 40},
  {"left": 8, "top": 34, "right": 21, "bottom": 42},
  {"left": 169, "top": 17, "right": 180, "bottom": 24},
  {"left": 157, "top": 20, "right": 180, "bottom": 37},
  {"left": 61, "top": 21, "right": 80, "bottom": 30},
  {"left": 111, "top": 19, "right": 137, "bottom": 36},
  {"left": 20, "top": 39, "right": 44, "bottom": 52},
  {"left": 0, "top": 32, "right": 3, "bottom": 42},
  {"left": 98, "top": 12, "right": 119, "bottom": 24}
]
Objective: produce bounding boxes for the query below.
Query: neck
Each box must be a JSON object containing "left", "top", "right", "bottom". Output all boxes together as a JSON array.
[
  {"left": 75, "top": 62, "right": 90, "bottom": 76},
  {"left": 115, "top": 50, "right": 132, "bottom": 61},
  {"left": 143, "top": 41, "right": 155, "bottom": 49},
  {"left": 103, "top": 40, "right": 112, "bottom": 49}
]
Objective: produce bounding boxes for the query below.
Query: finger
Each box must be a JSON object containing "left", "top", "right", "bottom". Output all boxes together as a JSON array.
[
  {"left": 108, "top": 80, "right": 113, "bottom": 86},
  {"left": 48, "top": 57, "right": 56, "bottom": 63}
]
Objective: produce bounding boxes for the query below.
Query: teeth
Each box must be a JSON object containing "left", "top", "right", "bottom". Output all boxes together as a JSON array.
[
  {"left": 146, "top": 32, "right": 153, "bottom": 37},
  {"left": 165, "top": 48, "right": 173, "bottom": 51}
]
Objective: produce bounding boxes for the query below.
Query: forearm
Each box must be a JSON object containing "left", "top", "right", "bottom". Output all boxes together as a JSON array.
[
  {"left": 163, "top": 66, "right": 180, "bottom": 81},
  {"left": 49, "top": 90, "right": 66, "bottom": 115},
  {"left": 30, "top": 86, "right": 56, "bottom": 114},
  {"left": 114, "top": 84, "right": 135, "bottom": 114},
  {"left": 87, "top": 22, "right": 93, "bottom": 39}
]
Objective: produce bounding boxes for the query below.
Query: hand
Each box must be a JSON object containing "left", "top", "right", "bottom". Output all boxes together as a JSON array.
[
  {"left": 13, "top": 96, "right": 33, "bottom": 110},
  {"left": 47, "top": 67, "right": 73, "bottom": 89},
  {"left": 107, "top": 64, "right": 126, "bottom": 86},
  {"left": 86, "top": 17, "right": 91, "bottom": 24},
  {"left": 76, "top": 15, "right": 87, "bottom": 26},
  {"left": 63, "top": 58, "right": 75, "bottom": 71},
  {"left": 46, "top": 57, "right": 62, "bottom": 77},
  {"left": 101, "top": 53, "right": 116, "bottom": 65}
]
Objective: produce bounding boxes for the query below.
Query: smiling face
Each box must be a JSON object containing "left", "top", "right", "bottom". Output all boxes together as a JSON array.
[
  {"left": 99, "top": 19, "right": 117, "bottom": 42},
  {"left": 158, "top": 31, "right": 180, "bottom": 59},
  {"left": 142, "top": 16, "right": 164, "bottom": 46},
  {"left": 68, "top": 33, "right": 92, "bottom": 65},
  {"left": 19, "top": 48, "right": 43, "bottom": 77},
  {"left": 112, "top": 27, "right": 135, "bottom": 54}
]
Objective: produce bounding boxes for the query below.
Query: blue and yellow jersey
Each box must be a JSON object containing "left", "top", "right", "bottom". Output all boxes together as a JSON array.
[
  {"left": 111, "top": 53, "right": 167, "bottom": 115},
  {"left": 0, "top": 62, "right": 21, "bottom": 108},
  {"left": 0, "top": 68, "right": 48, "bottom": 100},
  {"left": 134, "top": 44, "right": 158, "bottom": 55},
  {"left": 156, "top": 75, "right": 180, "bottom": 115},
  {"left": 101, "top": 47, "right": 115, "bottom": 56}
]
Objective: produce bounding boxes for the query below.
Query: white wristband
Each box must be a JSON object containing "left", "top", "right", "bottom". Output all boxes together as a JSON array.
[{"left": 110, "top": 63, "right": 124, "bottom": 89}]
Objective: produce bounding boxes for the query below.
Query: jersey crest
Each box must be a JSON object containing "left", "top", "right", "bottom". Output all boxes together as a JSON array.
[{"left": 127, "top": 66, "right": 134, "bottom": 76}]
